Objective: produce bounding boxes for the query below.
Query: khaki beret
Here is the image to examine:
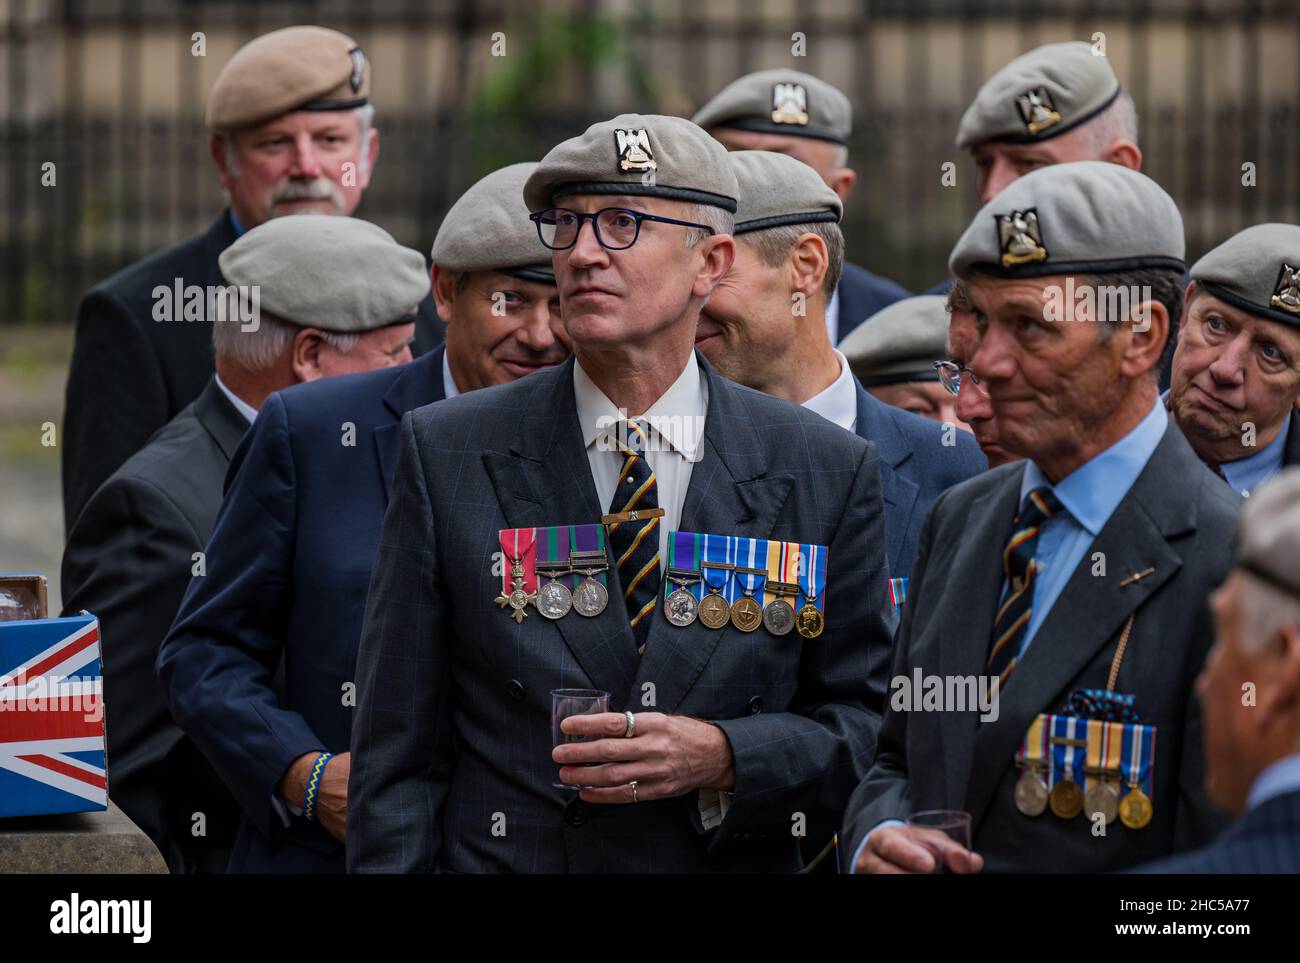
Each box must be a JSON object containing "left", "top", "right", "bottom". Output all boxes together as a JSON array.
[
  {"left": 841, "top": 296, "right": 949, "bottom": 386},
  {"left": 692, "top": 69, "right": 852, "bottom": 145},
  {"left": 218, "top": 215, "right": 429, "bottom": 332},
  {"left": 524, "top": 114, "right": 738, "bottom": 214},
  {"left": 431, "top": 163, "right": 554, "bottom": 284},
  {"left": 956, "top": 42, "right": 1122, "bottom": 149},
  {"left": 728, "top": 150, "right": 842, "bottom": 234},
  {"left": 1237, "top": 467, "right": 1300, "bottom": 600},
  {"left": 206, "top": 26, "right": 369, "bottom": 130},
  {"left": 1191, "top": 224, "right": 1300, "bottom": 328},
  {"left": 948, "top": 161, "right": 1184, "bottom": 281}
]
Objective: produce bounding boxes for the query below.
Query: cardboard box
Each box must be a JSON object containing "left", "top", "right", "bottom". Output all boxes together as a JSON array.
[{"left": 0, "top": 613, "right": 107, "bottom": 818}]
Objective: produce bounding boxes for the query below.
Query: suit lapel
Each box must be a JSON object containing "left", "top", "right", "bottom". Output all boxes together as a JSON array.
[
  {"left": 855, "top": 381, "right": 918, "bottom": 575},
  {"left": 1284, "top": 410, "right": 1300, "bottom": 469},
  {"left": 375, "top": 345, "right": 448, "bottom": 500},
  {"left": 633, "top": 357, "right": 794, "bottom": 714},
  {"left": 193, "top": 376, "right": 251, "bottom": 461},
  {"left": 483, "top": 359, "right": 641, "bottom": 703},
  {"left": 963, "top": 426, "right": 1194, "bottom": 827}
]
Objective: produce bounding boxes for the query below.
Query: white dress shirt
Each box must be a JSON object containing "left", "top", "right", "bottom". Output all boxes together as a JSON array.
[
  {"left": 214, "top": 373, "right": 258, "bottom": 425},
  {"left": 442, "top": 350, "right": 462, "bottom": 400},
  {"left": 800, "top": 350, "right": 859, "bottom": 433},
  {"left": 573, "top": 351, "right": 708, "bottom": 571},
  {"left": 825, "top": 285, "right": 841, "bottom": 345}
]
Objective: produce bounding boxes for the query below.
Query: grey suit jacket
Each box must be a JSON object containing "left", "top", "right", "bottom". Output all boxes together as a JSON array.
[
  {"left": 348, "top": 354, "right": 896, "bottom": 873},
  {"left": 840, "top": 422, "right": 1239, "bottom": 873}
]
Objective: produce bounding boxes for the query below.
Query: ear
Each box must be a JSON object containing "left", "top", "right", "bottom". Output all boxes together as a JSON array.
[
  {"left": 788, "top": 232, "right": 829, "bottom": 299},
  {"left": 1258, "top": 621, "right": 1300, "bottom": 731},
  {"left": 827, "top": 167, "right": 856, "bottom": 203},
  {"left": 1120, "top": 296, "right": 1169, "bottom": 380},
  {"left": 210, "top": 133, "right": 235, "bottom": 191},
  {"left": 693, "top": 234, "right": 735, "bottom": 299},
  {"left": 291, "top": 327, "right": 325, "bottom": 383},
  {"left": 359, "top": 125, "right": 379, "bottom": 190},
  {"left": 1106, "top": 139, "right": 1142, "bottom": 172},
  {"left": 431, "top": 265, "right": 456, "bottom": 324}
]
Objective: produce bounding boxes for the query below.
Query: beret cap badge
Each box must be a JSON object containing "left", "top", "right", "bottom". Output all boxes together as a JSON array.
[
  {"left": 770, "top": 82, "right": 810, "bottom": 126},
  {"left": 1270, "top": 264, "right": 1300, "bottom": 315},
  {"left": 1015, "top": 87, "right": 1062, "bottom": 136},
  {"left": 997, "top": 208, "right": 1048, "bottom": 268},
  {"left": 348, "top": 46, "right": 366, "bottom": 94},
  {"left": 615, "top": 128, "right": 657, "bottom": 173}
]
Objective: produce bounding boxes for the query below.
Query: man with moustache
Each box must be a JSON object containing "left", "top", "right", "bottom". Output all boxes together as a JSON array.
[
  {"left": 693, "top": 69, "right": 910, "bottom": 343},
  {"left": 939, "top": 279, "right": 1019, "bottom": 468},
  {"left": 843, "top": 162, "right": 1236, "bottom": 874},
  {"left": 62, "top": 26, "right": 444, "bottom": 530},
  {"left": 697, "top": 150, "right": 984, "bottom": 583},
  {"left": 347, "top": 116, "right": 894, "bottom": 873},
  {"left": 1166, "top": 224, "right": 1300, "bottom": 495},
  {"left": 157, "top": 163, "right": 567, "bottom": 873}
]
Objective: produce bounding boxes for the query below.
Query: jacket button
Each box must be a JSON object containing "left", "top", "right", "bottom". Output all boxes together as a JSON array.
[
  {"left": 564, "top": 799, "right": 588, "bottom": 827},
  {"left": 506, "top": 679, "right": 525, "bottom": 701},
  {"left": 747, "top": 696, "right": 763, "bottom": 715}
]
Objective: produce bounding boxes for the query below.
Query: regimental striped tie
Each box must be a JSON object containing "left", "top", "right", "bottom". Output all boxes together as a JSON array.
[
  {"left": 987, "top": 486, "right": 1064, "bottom": 688},
  {"left": 608, "top": 420, "right": 661, "bottom": 655}
]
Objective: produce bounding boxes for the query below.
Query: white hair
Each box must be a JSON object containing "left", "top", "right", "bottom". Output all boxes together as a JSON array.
[
  {"left": 681, "top": 203, "right": 735, "bottom": 248},
  {"left": 211, "top": 309, "right": 357, "bottom": 370},
  {"left": 220, "top": 104, "right": 376, "bottom": 178},
  {"left": 1078, "top": 91, "right": 1139, "bottom": 153},
  {"left": 1238, "top": 571, "right": 1300, "bottom": 656}
]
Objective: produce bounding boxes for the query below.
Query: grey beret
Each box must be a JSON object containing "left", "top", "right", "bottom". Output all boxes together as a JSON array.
[
  {"left": 956, "top": 42, "right": 1121, "bottom": 149},
  {"left": 431, "top": 163, "right": 554, "bottom": 285},
  {"left": 525, "top": 113, "right": 738, "bottom": 214},
  {"left": 692, "top": 69, "right": 852, "bottom": 145},
  {"left": 218, "top": 215, "right": 430, "bottom": 332},
  {"left": 1237, "top": 467, "right": 1300, "bottom": 600},
  {"left": 729, "top": 150, "right": 842, "bottom": 234},
  {"left": 841, "top": 296, "right": 949, "bottom": 386},
  {"left": 1191, "top": 223, "right": 1300, "bottom": 328},
  {"left": 948, "top": 161, "right": 1184, "bottom": 280},
  {"left": 206, "top": 26, "right": 369, "bottom": 130}
]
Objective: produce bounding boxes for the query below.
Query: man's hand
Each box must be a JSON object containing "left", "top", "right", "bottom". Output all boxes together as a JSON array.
[
  {"left": 551, "top": 712, "right": 735, "bottom": 804},
  {"left": 277, "top": 751, "right": 351, "bottom": 843},
  {"left": 855, "top": 824, "right": 984, "bottom": 874}
]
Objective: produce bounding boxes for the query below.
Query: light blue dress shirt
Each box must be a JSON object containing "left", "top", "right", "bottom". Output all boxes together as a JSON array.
[
  {"left": 1246, "top": 752, "right": 1300, "bottom": 811},
  {"left": 848, "top": 397, "right": 1168, "bottom": 873},
  {"left": 1220, "top": 416, "right": 1290, "bottom": 498}
]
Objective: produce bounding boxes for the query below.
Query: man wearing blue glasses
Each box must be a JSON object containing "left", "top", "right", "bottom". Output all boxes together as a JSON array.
[{"left": 347, "top": 114, "right": 896, "bottom": 874}]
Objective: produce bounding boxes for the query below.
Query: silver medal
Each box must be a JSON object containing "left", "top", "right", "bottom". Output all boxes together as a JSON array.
[
  {"left": 665, "top": 587, "right": 698, "bottom": 627},
  {"left": 762, "top": 598, "right": 796, "bottom": 636},
  {"left": 536, "top": 577, "right": 573, "bottom": 620},
  {"left": 573, "top": 577, "right": 609, "bottom": 617}
]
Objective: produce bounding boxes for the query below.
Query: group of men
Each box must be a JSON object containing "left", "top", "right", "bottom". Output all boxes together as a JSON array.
[{"left": 58, "top": 25, "right": 1300, "bottom": 874}]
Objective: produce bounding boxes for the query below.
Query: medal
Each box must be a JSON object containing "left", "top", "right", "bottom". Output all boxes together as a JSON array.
[
  {"left": 762, "top": 583, "right": 798, "bottom": 637},
  {"left": 1085, "top": 779, "right": 1120, "bottom": 825},
  {"left": 699, "top": 535, "right": 734, "bottom": 630},
  {"left": 1049, "top": 778, "right": 1083, "bottom": 819},
  {"left": 1081, "top": 718, "right": 1122, "bottom": 824},
  {"left": 1014, "top": 764, "right": 1049, "bottom": 817},
  {"left": 1118, "top": 721, "right": 1155, "bottom": 829},
  {"left": 730, "top": 564, "right": 766, "bottom": 633},
  {"left": 533, "top": 527, "right": 573, "bottom": 620},
  {"left": 664, "top": 569, "right": 701, "bottom": 627},
  {"left": 568, "top": 524, "right": 610, "bottom": 618},
  {"left": 1048, "top": 716, "right": 1087, "bottom": 820},
  {"left": 1119, "top": 784, "right": 1153, "bottom": 829},
  {"left": 795, "top": 543, "right": 826, "bottom": 639},
  {"left": 495, "top": 528, "right": 537, "bottom": 623}
]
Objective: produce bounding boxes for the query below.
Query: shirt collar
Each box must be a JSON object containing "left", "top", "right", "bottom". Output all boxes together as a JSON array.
[
  {"left": 827, "top": 285, "right": 841, "bottom": 339},
  {"left": 1021, "top": 396, "right": 1168, "bottom": 536},
  {"left": 441, "top": 350, "right": 462, "bottom": 400},
  {"left": 1246, "top": 751, "right": 1300, "bottom": 811},
  {"left": 801, "top": 350, "right": 858, "bottom": 432},
  {"left": 573, "top": 351, "right": 706, "bottom": 461},
  {"left": 1220, "top": 415, "right": 1290, "bottom": 497},
  {"left": 213, "top": 373, "right": 258, "bottom": 425}
]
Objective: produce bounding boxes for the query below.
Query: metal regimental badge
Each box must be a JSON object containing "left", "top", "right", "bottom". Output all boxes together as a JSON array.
[
  {"left": 1270, "top": 263, "right": 1300, "bottom": 315},
  {"left": 997, "top": 208, "right": 1048, "bottom": 268},
  {"left": 1015, "top": 86, "right": 1061, "bottom": 135},
  {"left": 615, "top": 128, "right": 657, "bottom": 173},
  {"left": 348, "top": 47, "right": 366, "bottom": 94},
  {"left": 771, "top": 82, "right": 809, "bottom": 126}
]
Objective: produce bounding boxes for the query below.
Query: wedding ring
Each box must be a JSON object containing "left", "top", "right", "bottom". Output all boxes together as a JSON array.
[
  {"left": 623, "top": 710, "right": 636, "bottom": 738},
  {"left": 630, "top": 780, "right": 639, "bottom": 803}
]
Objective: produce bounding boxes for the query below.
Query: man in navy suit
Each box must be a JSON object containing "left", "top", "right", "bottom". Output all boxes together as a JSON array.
[
  {"left": 692, "top": 69, "right": 910, "bottom": 343},
  {"left": 1136, "top": 469, "right": 1300, "bottom": 874},
  {"left": 698, "top": 151, "right": 985, "bottom": 584},
  {"left": 347, "top": 115, "right": 896, "bottom": 873},
  {"left": 157, "top": 163, "right": 568, "bottom": 873}
]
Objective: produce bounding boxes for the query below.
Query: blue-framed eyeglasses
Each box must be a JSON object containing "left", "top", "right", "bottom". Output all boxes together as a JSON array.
[
  {"left": 933, "top": 360, "right": 983, "bottom": 396},
  {"left": 530, "top": 207, "right": 715, "bottom": 251}
]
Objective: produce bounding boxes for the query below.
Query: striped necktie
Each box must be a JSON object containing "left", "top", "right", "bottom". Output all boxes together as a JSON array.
[
  {"left": 988, "top": 486, "right": 1063, "bottom": 687},
  {"left": 608, "top": 420, "right": 661, "bottom": 654}
]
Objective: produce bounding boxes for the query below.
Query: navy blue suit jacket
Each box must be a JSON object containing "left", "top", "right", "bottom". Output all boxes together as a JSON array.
[
  {"left": 157, "top": 346, "right": 447, "bottom": 873},
  {"left": 1133, "top": 789, "right": 1300, "bottom": 873},
  {"left": 854, "top": 380, "right": 987, "bottom": 581},
  {"left": 835, "top": 261, "right": 911, "bottom": 343}
]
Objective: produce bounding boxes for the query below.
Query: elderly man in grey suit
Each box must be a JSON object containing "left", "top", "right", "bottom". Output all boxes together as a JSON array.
[
  {"left": 842, "top": 162, "right": 1237, "bottom": 874},
  {"left": 348, "top": 115, "right": 896, "bottom": 873}
]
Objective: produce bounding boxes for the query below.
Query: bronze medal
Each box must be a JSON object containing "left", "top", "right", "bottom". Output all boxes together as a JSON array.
[
  {"left": 698, "top": 592, "right": 731, "bottom": 629},
  {"left": 1048, "top": 778, "right": 1083, "bottom": 819},
  {"left": 1119, "top": 784, "right": 1153, "bottom": 829},
  {"left": 1084, "top": 779, "right": 1120, "bottom": 825},
  {"left": 1014, "top": 768, "right": 1048, "bottom": 817},
  {"left": 730, "top": 595, "right": 762, "bottom": 632}
]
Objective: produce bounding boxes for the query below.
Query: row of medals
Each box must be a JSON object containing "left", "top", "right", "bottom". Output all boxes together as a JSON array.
[
  {"left": 1013, "top": 758, "right": 1153, "bottom": 829},
  {"left": 530, "top": 556, "right": 825, "bottom": 639}
]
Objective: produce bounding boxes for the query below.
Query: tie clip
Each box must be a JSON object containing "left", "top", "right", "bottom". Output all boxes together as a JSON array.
[
  {"left": 601, "top": 507, "right": 665, "bottom": 526},
  {"left": 1120, "top": 567, "right": 1156, "bottom": 587}
]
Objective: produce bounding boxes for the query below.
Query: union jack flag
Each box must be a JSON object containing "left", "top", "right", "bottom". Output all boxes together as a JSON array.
[{"left": 0, "top": 614, "right": 107, "bottom": 817}]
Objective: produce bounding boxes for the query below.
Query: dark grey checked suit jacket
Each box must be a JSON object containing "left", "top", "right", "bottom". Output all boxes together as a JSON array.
[{"left": 347, "top": 353, "right": 896, "bottom": 873}]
